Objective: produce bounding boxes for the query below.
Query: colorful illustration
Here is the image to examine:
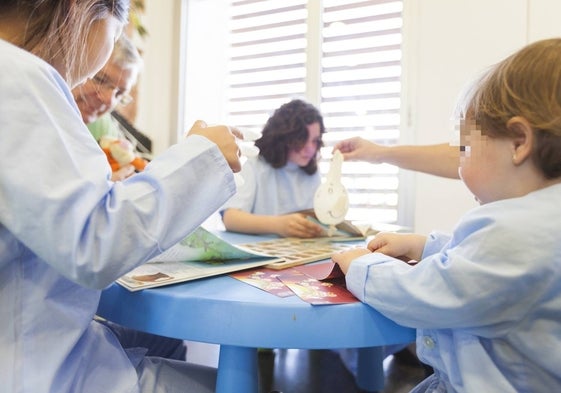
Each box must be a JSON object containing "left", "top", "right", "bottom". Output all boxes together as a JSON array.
[
  {"left": 231, "top": 268, "right": 295, "bottom": 297},
  {"left": 153, "top": 227, "right": 272, "bottom": 263},
  {"left": 131, "top": 271, "right": 173, "bottom": 283},
  {"left": 117, "top": 228, "right": 282, "bottom": 291},
  {"left": 278, "top": 269, "right": 358, "bottom": 305},
  {"left": 231, "top": 262, "right": 358, "bottom": 305}
]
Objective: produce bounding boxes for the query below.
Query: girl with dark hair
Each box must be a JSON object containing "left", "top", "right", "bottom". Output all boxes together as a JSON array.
[{"left": 222, "top": 99, "right": 327, "bottom": 238}]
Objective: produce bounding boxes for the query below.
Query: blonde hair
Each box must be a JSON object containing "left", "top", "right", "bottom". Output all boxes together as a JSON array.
[
  {"left": 2, "top": 0, "right": 129, "bottom": 86},
  {"left": 460, "top": 38, "right": 561, "bottom": 178}
]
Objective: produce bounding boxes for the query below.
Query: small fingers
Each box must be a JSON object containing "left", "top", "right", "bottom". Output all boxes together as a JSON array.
[{"left": 286, "top": 219, "right": 322, "bottom": 238}]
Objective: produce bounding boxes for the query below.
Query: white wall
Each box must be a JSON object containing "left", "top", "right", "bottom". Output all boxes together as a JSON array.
[
  {"left": 182, "top": 0, "right": 229, "bottom": 126},
  {"left": 403, "top": 0, "right": 561, "bottom": 234},
  {"left": 135, "top": 0, "right": 184, "bottom": 154},
  {"left": 137, "top": 0, "right": 561, "bottom": 234},
  {"left": 404, "top": 0, "right": 526, "bottom": 233}
]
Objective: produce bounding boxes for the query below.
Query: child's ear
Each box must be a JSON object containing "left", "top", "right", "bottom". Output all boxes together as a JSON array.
[{"left": 506, "top": 116, "right": 534, "bottom": 166}]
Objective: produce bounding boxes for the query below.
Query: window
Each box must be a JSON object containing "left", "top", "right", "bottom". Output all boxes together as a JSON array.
[{"left": 185, "top": 0, "right": 406, "bottom": 226}]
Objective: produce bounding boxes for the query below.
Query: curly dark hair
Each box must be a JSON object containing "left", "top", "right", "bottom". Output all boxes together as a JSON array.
[{"left": 255, "top": 99, "right": 325, "bottom": 175}]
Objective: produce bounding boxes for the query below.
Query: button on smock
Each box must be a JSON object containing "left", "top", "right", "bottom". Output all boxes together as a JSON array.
[{"left": 422, "top": 336, "right": 436, "bottom": 349}]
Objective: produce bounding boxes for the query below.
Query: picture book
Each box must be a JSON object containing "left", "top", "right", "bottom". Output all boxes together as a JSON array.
[
  {"left": 239, "top": 237, "right": 360, "bottom": 270},
  {"left": 117, "top": 227, "right": 283, "bottom": 291}
]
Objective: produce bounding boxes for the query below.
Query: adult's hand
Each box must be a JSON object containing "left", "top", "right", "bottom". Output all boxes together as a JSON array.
[
  {"left": 111, "top": 164, "right": 135, "bottom": 181},
  {"left": 187, "top": 120, "right": 243, "bottom": 173}
]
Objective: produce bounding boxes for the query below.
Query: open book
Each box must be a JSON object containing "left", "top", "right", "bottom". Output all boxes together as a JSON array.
[
  {"left": 298, "top": 209, "right": 403, "bottom": 239},
  {"left": 117, "top": 227, "right": 283, "bottom": 291}
]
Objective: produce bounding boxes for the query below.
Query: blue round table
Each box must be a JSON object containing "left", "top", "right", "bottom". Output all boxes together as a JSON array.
[{"left": 97, "top": 232, "right": 415, "bottom": 392}]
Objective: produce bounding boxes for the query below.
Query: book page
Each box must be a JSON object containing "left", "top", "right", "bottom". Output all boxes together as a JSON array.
[
  {"left": 118, "top": 257, "right": 279, "bottom": 291},
  {"left": 117, "top": 227, "right": 282, "bottom": 291},
  {"left": 149, "top": 227, "right": 272, "bottom": 262}
]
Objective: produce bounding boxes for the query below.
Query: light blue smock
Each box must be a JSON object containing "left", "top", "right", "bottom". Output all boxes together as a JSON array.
[
  {"left": 346, "top": 183, "right": 561, "bottom": 392},
  {"left": 0, "top": 39, "right": 236, "bottom": 393},
  {"left": 221, "top": 155, "right": 321, "bottom": 215}
]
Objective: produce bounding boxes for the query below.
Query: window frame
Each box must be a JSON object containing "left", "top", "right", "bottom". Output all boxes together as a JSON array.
[{"left": 182, "top": 0, "right": 415, "bottom": 228}]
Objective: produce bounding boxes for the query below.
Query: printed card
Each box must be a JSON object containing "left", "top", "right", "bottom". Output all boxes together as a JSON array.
[{"left": 230, "top": 268, "right": 295, "bottom": 297}]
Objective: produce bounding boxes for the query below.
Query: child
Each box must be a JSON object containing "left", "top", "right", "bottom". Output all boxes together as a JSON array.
[
  {"left": 0, "top": 1, "right": 241, "bottom": 392},
  {"left": 221, "top": 99, "right": 325, "bottom": 238},
  {"left": 333, "top": 38, "right": 561, "bottom": 392}
]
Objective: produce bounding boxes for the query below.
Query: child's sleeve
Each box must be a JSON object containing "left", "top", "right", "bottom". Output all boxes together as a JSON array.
[
  {"left": 422, "top": 231, "right": 451, "bottom": 258},
  {"left": 345, "top": 252, "right": 411, "bottom": 302}
]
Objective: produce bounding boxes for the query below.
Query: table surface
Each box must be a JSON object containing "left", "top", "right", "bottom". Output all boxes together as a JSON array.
[{"left": 97, "top": 231, "right": 415, "bottom": 350}]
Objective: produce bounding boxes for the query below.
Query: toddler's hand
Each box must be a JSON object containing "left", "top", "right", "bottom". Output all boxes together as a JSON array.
[
  {"left": 367, "top": 232, "right": 426, "bottom": 262},
  {"left": 332, "top": 248, "right": 371, "bottom": 274}
]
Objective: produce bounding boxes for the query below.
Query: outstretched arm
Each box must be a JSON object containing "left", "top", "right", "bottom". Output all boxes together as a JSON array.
[{"left": 333, "top": 137, "right": 460, "bottom": 179}]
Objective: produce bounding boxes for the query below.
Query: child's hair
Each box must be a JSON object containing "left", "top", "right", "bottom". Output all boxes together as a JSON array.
[
  {"left": 255, "top": 99, "right": 325, "bottom": 175},
  {"left": 461, "top": 38, "right": 561, "bottom": 179},
  {"left": 1, "top": 0, "right": 130, "bottom": 86}
]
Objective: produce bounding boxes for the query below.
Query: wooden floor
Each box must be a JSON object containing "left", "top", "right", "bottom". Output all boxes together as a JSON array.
[{"left": 258, "top": 348, "right": 428, "bottom": 393}]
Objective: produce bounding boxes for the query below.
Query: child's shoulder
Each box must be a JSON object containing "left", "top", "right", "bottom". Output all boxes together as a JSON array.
[{"left": 458, "top": 183, "right": 561, "bottom": 238}]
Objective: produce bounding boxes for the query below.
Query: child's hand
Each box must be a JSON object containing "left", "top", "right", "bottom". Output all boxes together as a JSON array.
[
  {"left": 367, "top": 232, "right": 426, "bottom": 263},
  {"left": 187, "top": 120, "right": 243, "bottom": 173},
  {"left": 274, "top": 213, "right": 324, "bottom": 238},
  {"left": 332, "top": 248, "right": 371, "bottom": 274}
]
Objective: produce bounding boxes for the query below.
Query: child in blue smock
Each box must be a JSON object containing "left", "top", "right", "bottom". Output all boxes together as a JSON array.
[
  {"left": 221, "top": 99, "right": 326, "bottom": 238},
  {"left": 333, "top": 38, "right": 561, "bottom": 392}
]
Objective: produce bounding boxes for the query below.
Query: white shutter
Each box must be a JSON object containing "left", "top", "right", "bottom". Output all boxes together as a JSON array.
[
  {"left": 225, "top": 0, "right": 403, "bottom": 225},
  {"left": 320, "top": 0, "right": 403, "bottom": 224},
  {"left": 226, "top": 0, "right": 309, "bottom": 135}
]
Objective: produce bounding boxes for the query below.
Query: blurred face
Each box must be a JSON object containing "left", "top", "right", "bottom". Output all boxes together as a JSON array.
[
  {"left": 71, "top": 16, "right": 123, "bottom": 88},
  {"left": 288, "top": 122, "right": 321, "bottom": 167},
  {"left": 458, "top": 119, "right": 514, "bottom": 204},
  {"left": 73, "top": 61, "right": 137, "bottom": 124}
]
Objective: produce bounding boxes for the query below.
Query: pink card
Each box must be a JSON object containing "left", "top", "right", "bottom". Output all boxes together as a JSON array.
[
  {"left": 231, "top": 262, "right": 357, "bottom": 304},
  {"left": 230, "top": 268, "right": 295, "bottom": 297},
  {"left": 278, "top": 268, "right": 358, "bottom": 305},
  {"left": 295, "top": 261, "right": 344, "bottom": 280}
]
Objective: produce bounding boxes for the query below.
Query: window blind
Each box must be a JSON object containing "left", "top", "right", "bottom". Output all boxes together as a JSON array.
[
  {"left": 225, "top": 0, "right": 403, "bottom": 225},
  {"left": 226, "top": 0, "right": 309, "bottom": 129}
]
